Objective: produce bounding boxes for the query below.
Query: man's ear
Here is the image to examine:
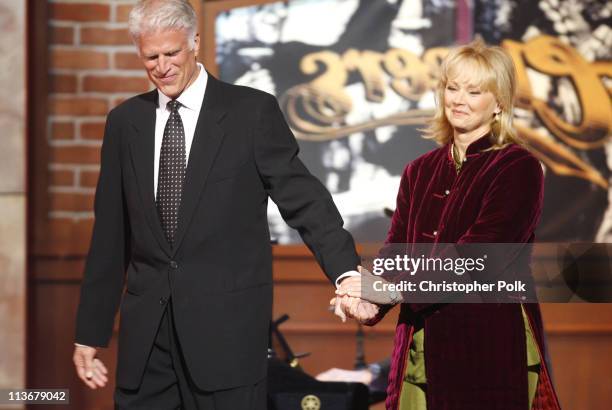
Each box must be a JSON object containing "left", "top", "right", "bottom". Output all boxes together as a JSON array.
[{"left": 193, "top": 33, "right": 200, "bottom": 57}]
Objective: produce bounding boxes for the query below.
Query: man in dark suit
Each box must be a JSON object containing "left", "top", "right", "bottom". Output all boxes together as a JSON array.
[{"left": 72, "top": 1, "right": 377, "bottom": 408}]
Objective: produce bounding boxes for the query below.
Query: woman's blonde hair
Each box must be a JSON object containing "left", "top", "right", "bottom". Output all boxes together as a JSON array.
[{"left": 423, "top": 38, "right": 521, "bottom": 148}]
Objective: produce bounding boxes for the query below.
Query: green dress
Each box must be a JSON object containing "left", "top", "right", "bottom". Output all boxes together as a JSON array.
[{"left": 398, "top": 305, "right": 540, "bottom": 410}]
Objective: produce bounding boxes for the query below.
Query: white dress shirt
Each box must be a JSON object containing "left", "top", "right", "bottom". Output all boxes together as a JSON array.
[{"left": 154, "top": 63, "right": 208, "bottom": 199}]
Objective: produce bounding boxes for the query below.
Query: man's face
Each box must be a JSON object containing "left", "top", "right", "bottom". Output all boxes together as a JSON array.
[{"left": 137, "top": 28, "right": 200, "bottom": 99}]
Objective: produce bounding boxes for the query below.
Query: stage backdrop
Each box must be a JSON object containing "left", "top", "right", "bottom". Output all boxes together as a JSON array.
[
  {"left": 24, "top": 2, "right": 612, "bottom": 409},
  {"left": 205, "top": 0, "right": 611, "bottom": 244}
]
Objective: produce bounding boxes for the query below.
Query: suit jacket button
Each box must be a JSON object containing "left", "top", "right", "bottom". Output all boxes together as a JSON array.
[
  {"left": 159, "top": 297, "right": 168, "bottom": 305},
  {"left": 170, "top": 261, "right": 178, "bottom": 269}
]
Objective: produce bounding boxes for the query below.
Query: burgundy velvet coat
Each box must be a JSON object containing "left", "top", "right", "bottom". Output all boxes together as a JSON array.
[{"left": 370, "top": 135, "right": 562, "bottom": 410}]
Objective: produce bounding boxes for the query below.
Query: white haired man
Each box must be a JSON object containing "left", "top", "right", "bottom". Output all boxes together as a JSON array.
[{"left": 72, "top": 0, "right": 376, "bottom": 408}]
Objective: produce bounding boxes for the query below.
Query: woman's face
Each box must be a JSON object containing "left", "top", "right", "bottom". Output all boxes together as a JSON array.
[{"left": 443, "top": 75, "right": 499, "bottom": 136}]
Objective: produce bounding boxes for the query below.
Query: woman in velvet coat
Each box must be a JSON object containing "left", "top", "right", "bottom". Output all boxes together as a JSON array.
[{"left": 336, "top": 41, "right": 562, "bottom": 409}]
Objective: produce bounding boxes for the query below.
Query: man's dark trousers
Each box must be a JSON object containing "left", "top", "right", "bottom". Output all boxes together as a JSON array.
[{"left": 114, "top": 299, "right": 267, "bottom": 410}]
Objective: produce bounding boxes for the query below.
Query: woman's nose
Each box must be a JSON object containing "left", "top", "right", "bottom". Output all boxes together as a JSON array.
[{"left": 452, "top": 91, "right": 466, "bottom": 105}]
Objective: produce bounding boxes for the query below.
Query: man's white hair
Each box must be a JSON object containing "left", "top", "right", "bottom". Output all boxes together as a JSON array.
[{"left": 129, "top": 0, "right": 198, "bottom": 49}]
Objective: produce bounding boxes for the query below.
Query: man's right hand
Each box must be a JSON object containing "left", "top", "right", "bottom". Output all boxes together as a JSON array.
[{"left": 73, "top": 345, "right": 108, "bottom": 389}]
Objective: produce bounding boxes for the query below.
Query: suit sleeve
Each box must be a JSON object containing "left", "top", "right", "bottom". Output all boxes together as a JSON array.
[
  {"left": 75, "top": 109, "right": 129, "bottom": 347},
  {"left": 253, "top": 94, "right": 360, "bottom": 283}
]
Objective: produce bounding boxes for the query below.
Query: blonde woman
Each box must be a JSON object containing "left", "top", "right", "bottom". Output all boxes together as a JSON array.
[{"left": 337, "top": 40, "right": 562, "bottom": 409}]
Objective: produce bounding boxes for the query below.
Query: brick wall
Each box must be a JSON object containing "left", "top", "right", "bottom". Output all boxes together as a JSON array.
[{"left": 46, "top": 0, "right": 149, "bottom": 254}]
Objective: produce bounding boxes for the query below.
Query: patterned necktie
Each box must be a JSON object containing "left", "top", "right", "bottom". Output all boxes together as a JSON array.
[{"left": 156, "top": 99, "right": 186, "bottom": 246}]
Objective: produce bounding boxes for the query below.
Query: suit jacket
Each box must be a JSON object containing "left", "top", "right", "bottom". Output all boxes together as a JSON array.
[
  {"left": 366, "top": 135, "right": 561, "bottom": 410},
  {"left": 75, "top": 74, "right": 360, "bottom": 391}
]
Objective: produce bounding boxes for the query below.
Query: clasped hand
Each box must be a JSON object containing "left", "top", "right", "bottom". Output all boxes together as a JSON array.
[
  {"left": 330, "top": 266, "right": 401, "bottom": 323},
  {"left": 333, "top": 266, "right": 403, "bottom": 323},
  {"left": 332, "top": 293, "right": 379, "bottom": 324}
]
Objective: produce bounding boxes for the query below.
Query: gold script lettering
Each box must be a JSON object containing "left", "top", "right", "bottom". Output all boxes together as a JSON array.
[
  {"left": 281, "top": 36, "right": 610, "bottom": 188},
  {"left": 384, "top": 48, "right": 430, "bottom": 101},
  {"left": 343, "top": 49, "right": 386, "bottom": 102},
  {"left": 505, "top": 36, "right": 611, "bottom": 149},
  {"left": 300, "top": 51, "right": 352, "bottom": 125}
]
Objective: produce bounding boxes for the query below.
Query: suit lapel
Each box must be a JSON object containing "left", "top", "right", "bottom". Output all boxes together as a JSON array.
[
  {"left": 172, "top": 75, "right": 227, "bottom": 255},
  {"left": 127, "top": 90, "right": 172, "bottom": 256}
]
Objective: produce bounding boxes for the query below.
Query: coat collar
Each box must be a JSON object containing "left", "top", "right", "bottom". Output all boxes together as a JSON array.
[
  {"left": 446, "top": 132, "right": 494, "bottom": 163},
  {"left": 465, "top": 132, "right": 494, "bottom": 157},
  {"left": 172, "top": 74, "right": 227, "bottom": 254}
]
